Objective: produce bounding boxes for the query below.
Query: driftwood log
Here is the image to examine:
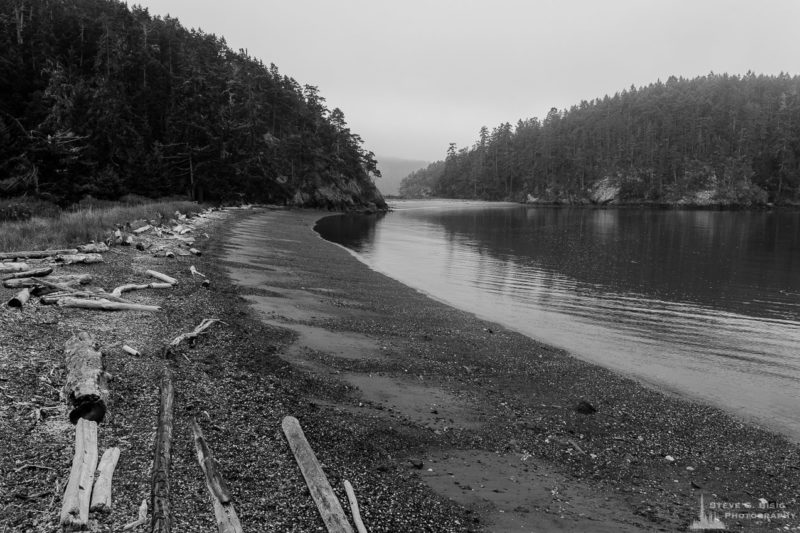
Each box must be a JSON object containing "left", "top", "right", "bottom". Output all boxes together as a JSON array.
[
  {"left": 1, "top": 267, "right": 52, "bottom": 280},
  {"left": 282, "top": 416, "right": 354, "bottom": 533},
  {"left": 168, "top": 319, "right": 221, "bottom": 351},
  {"left": 0, "top": 262, "right": 30, "bottom": 273},
  {"left": 57, "top": 253, "right": 104, "bottom": 265},
  {"left": 344, "top": 481, "right": 368, "bottom": 533},
  {"left": 133, "top": 224, "right": 152, "bottom": 234},
  {"left": 64, "top": 331, "right": 109, "bottom": 424},
  {"left": 189, "top": 248, "right": 201, "bottom": 256},
  {"left": 191, "top": 420, "right": 242, "bottom": 533},
  {"left": 58, "top": 298, "right": 160, "bottom": 312},
  {"left": 3, "top": 273, "right": 92, "bottom": 290},
  {"left": 60, "top": 419, "right": 99, "bottom": 531},
  {"left": 77, "top": 242, "right": 109, "bottom": 253},
  {"left": 122, "top": 345, "right": 141, "bottom": 356},
  {"left": 151, "top": 369, "right": 174, "bottom": 533},
  {"left": 122, "top": 499, "right": 148, "bottom": 531},
  {"left": 90, "top": 447, "right": 121, "bottom": 513},
  {"left": 8, "top": 288, "right": 30, "bottom": 308},
  {"left": 189, "top": 266, "right": 206, "bottom": 278},
  {"left": 0, "top": 248, "right": 77, "bottom": 260},
  {"left": 146, "top": 270, "right": 177, "bottom": 285},
  {"left": 40, "top": 289, "right": 129, "bottom": 305}
]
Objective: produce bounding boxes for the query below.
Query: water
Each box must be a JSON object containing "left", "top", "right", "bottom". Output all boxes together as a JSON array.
[{"left": 315, "top": 200, "right": 800, "bottom": 440}]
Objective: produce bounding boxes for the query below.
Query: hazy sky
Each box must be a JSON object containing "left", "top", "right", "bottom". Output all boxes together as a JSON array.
[{"left": 133, "top": 0, "right": 800, "bottom": 162}]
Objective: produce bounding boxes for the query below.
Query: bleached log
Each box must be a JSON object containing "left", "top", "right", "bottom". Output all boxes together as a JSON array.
[
  {"left": 111, "top": 282, "right": 173, "bottom": 298},
  {"left": 133, "top": 224, "right": 152, "bottom": 235},
  {"left": 344, "top": 481, "right": 368, "bottom": 533},
  {"left": 179, "top": 228, "right": 191, "bottom": 235},
  {"left": 151, "top": 370, "right": 174, "bottom": 533},
  {"left": 192, "top": 419, "right": 242, "bottom": 533},
  {"left": 146, "top": 270, "right": 177, "bottom": 285},
  {"left": 58, "top": 298, "right": 161, "bottom": 312},
  {"left": 168, "top": 319, "right": 221, "bottom": 350},
  {"left": 4, "top": 274, "right": 92, "bottom": 290},
  {"left": 77, "top": 242, "right": 109, "bottom": 253},
  {"left": 90, "top": 447, "right": 121, "bottom": 513},
  {"left": 41, "top": 289, "right": 130, "bottom": 305},
  {"left": 189, "top": 248, "right": 201, "bottom": 256},
  {"left": 282, "top": 416, "right": 354, "bottom": 533},
  {"left": 122, "top": 345, "right": 141, "bottom": 356},
  {"left": 57, "top": 253, "right": 104, "bottom": 265},
  {"left": 60, "top": 419, "right": 99, "bottom": 531},
  {"left": 189, "top": 266, "right": 206, "bottom": 278},
  {"left": 0, "top": 262, "right": 30, "bottom": 273},
  {"left": 0, "top": 248, "right": 77, "bottom": 260},
  {"left": 1, "top": 267, "right": 53, "bottom": 280},
  {"left": 122, "top": 499, "right": 148, "bottom": 531},
  {"left": 8, "top": 288, "right": 30, "bottom": 308},
  {"left": 64, "top": 331, "right": 109, "bottom": 424},
  {"left": 175, "top": 249, "right": 190, "bottom": 257}
]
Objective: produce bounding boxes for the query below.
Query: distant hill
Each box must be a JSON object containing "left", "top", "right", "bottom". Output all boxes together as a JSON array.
[
  {"left": 0, "top": 0, "right": 385, "bottom": 210},
  {"left": 375, "top": 156, "right": 429, "bottom": 195},
  {"left": 413, "top": 73, "right": 800, "bottom": 206}
]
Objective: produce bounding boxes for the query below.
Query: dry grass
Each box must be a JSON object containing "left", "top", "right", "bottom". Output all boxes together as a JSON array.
[{"left": 0, "top": 201, "right": 203, "bottom": 252}]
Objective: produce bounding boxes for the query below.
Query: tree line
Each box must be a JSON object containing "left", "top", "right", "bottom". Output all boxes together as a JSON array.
[
  {"left": 0, "top": 0, "right": 384, "bottom": 208},
  {"left": 400, "top": 73, "right": 800, "bottom": 206}
]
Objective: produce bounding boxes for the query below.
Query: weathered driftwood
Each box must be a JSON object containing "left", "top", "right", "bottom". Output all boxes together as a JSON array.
[
  {"left": 90, "top": 447, "right": 121, "bottom": 513},
  {"left": 189, "top": 265, "right": 206, "bottom": 278},
  {"left": 60, "top": 419, "right": 98, "bottom": 531},
  {"left": 58, "top": 298, "right": 161, "bottom": 312},
  {"left": 0, "top": 248, "right": 77, "bottom": 260},
  {"left": 8, "top": 287, "right": 30, "bottom": 308},
  {"left": 151, "top": 369, "right": 174, "bottom": 533},
  {"left": 64, "top": 331, "right": 108, "bottom": 424},
  {"left": 40, "top": 290, "right": 130, "bottom": 305},
  {"left": 77, "top": 242, "right": 109, "bottom": 253},
  {"left": 1, "top": 266, "right": 54, "bottom": 280},
  {"left": 3, "top": 273, "right": 92, "bottom": 289},
  {"left": 282, "top": 416, "right": 354, "bottom": 533},
  {"left": 168, "top": 319, "right": 221, "bottom": 350},
  {"left": 133, "top": 224, "right": 152, "bottom": 235},
  {"left": 122, "top": 499, "right": 148, "bottom": 531},
  {"left": 191, "top": 419, "right": 242, "bottom": 533},
  {"left": 111, "top": 282, "right": 173, "bottom": 298},
  {"left": 121, "top": 235, "right": 134, "bottom": 246},
  {"left": 189, "top": 248, "right": 201, "bottom": 256},
  {"left": 0, "top": 262, "right": 30, "bottom": 273},
  {"left": 175, "top": 249, "right": 191, "bottom": 257},
  {"left": 122, "top": 345, "right": 141, "bottom": 356},
  {"left": 344, "top": 481, "right": 368, "bottom": 533},
  {"left": 57, "top": 253, "right": 104, "bottom": 265},
  {"left": 146, "top": 270, "right": 177, "bottom": 285}
]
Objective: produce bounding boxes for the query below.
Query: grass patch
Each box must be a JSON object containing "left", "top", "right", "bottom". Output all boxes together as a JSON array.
[{"left": 0, "top": 201, "right": 204, "bottom": 252}]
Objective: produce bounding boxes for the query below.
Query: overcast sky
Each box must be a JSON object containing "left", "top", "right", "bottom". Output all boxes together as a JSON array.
[{"left": 133, "top": 0, "right": 800, "bottom": 162}]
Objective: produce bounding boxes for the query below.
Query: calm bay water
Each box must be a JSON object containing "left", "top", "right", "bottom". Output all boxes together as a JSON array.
[{"left": 315, "top": 200, "right": 800, "bottom": 440}]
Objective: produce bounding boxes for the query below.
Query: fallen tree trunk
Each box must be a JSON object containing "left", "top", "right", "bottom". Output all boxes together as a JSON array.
[
  {"left": 90, "top": 447, "right": 121, "bottom": 513},
  {"left": 0, "top": 262, "right": 30, "bottom": 273},
  {"left": 0, "top": 248, "right": 77, "bottom": 260},
  {"left": 191, "top": 419, "right": 242, "bottom": 533},
  {"left": 77, "top": 242, "right": 109, "bottom": 253},
  {"left": 60, "top": 418, "right": 98, "bottom": 531},
  {"left": 8, "top": 288, "right": 30, "bottom": 308},
  {"left": 282, "top": 416, "right": 354, "bottom": 533},
  {"left": 3, "top": 274, "right": 92, "bottom": 289},
  {"left": 151, "top": 369, "right": 174, "bottom": 533},
  {"left": 146, "top": 270, "right": 177, "bottom": 285},
  {"left": 57, "top": 254, "right": 104, "bottom": 265},
  {"left": 58, "top": 298, "right": 161, "bottom": 312},
  {"left": 111, "top": 282, "right": 173, "bottom": 298},
  {"left": 64, "top": 331, "right": 108, "bottom": 424},
  {"left": 1, "top": 267, "right": 53, "bottom": 280}
]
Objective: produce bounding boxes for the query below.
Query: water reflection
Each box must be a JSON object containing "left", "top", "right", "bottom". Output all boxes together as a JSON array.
[{"left": 315, "top": 201, "right": 800, "bottom": 440}]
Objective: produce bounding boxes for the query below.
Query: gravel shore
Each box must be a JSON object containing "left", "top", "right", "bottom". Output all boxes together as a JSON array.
[{"left": 1, "top": 207, "right": 798, "bottom": 532}]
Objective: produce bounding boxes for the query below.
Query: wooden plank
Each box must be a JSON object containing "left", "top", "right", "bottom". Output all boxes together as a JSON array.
[
  {"left": 60, "top": 419, "right": 99, "bottom": 531},
  {"left": 151, "top": 369, "right": 174, "bottom": 533},
  {"left": 282, "top": 416, "right": 354, "bottom": 533}
]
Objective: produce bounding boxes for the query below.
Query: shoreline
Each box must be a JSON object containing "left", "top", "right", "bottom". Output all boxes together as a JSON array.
[{"left": 224, "top": 208, "right": 800, "bottom": 532}]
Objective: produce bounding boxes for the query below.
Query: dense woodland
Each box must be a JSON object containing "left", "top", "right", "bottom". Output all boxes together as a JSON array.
[
  {"left": 0, "top": 0, "right": 385, "bottom": 208},
  {"left": 401, "top": 74, "right": 800, "bottom": 206}
]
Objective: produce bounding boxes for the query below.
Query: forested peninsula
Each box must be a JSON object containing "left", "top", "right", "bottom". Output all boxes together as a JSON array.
[
  {"left": 401, "top": 73, "right": 800, "bottom": 207},
  {"left": 0, "top": 0, "right": 386, "bottom": 210}
]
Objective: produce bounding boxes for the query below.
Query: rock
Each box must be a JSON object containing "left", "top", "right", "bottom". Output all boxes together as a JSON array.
[
  {"left": 574, "top": 400, "right": 597, "bottom": 415},
  {"left": 589, "top": 177, "right": 620, "bottom": 204},
  {"left": 409, "top": 458, "right": 424, "bottom": 469}
]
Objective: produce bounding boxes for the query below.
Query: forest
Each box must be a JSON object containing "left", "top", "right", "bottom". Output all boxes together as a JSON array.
[
  {"left": 400, "top": 73, "right": 800, "bottom": 206},
  {"left": 0, "top": 0, "right": 385, "bottom": 209}
]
